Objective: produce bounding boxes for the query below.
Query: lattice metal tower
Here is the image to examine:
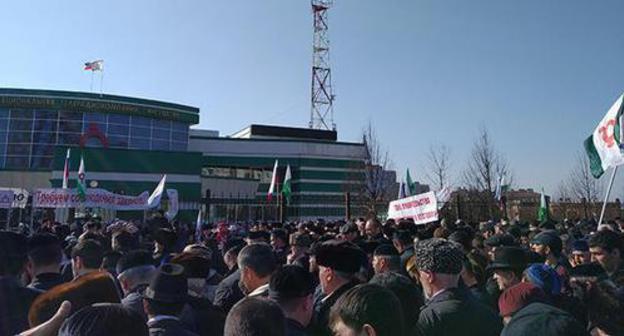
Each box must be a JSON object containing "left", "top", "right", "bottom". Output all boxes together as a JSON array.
[{"left": 309, "top": 0, "right": 336, "bottom": 131}]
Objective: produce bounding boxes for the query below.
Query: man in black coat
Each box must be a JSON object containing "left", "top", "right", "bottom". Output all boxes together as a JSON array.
[
  {"left": 311, "top": 240, "right": 365, "bottom": 336},
  {"left": 414, "top": 238, "right": 503, "bottom": 336},
  {"left": 0, "top": 231, "right": 42, "bottom": 336},
  {"left": 144, "top": 264, "right": 199, "bottom": 336},
  {"left": 213, "top": 268, "right": 244, "bottom": 313},
  {"left": 27, "top": 233, "right": 66, "bottom": 291},
  {"left": 269, "top": 265, "right": 316, "bottom": 336}
]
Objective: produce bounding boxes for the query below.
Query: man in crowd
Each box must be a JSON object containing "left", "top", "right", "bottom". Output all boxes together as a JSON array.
[
  {"left": 213, "top": 241, "right": 245, "bottom": 313},
  {"left": 70, "top": 239, "right": 104, "bottom": 280},
  {"left": 371, "top": 244, "right": 401, "bottom": 275},
  {"left": 488, "top": 247, "right": 528, "bottom": 292},
  {"left": 392, "top": 229, "right": 414, "bottom": 274},
  {"left": 116, "top": 250, "right": 157, "bottom": 319},
  {"left": 329, "top": 284, "right": 404, "bottom": 336},
  {"left": 224, "top": 297, "right": 286, "bottom": 336},
  {"left": 0, "top": 231, "right": 42, "bottom": 336},
  {"left": 269, "top": 265, "right": 316, "bottom": 336},
  {"left": 143, "top": 263, "right": 199, "bottom": 336},
  {"left": 589, "top": 230, "right": 624, "bottom": 286},
  {"left": 414, "top": 238, "right": 502, "bottom": 336},
  {"left": 530, "top": 231, "right": 568, "bottom": 278},
  {"left": 569, "top": 240, "right": 591, "bottom": 267},
  {"left": 27, "top": 233, "right": 65, "bottom": 291},
  {"left": 313, "top": 240, "right": 365, "bottom": 336},
  {"left": 238, "top": 243, "right": 277, "bottom": 297},
  {"left": 271, "top": 229, "right": 289, "bottom": 265}
]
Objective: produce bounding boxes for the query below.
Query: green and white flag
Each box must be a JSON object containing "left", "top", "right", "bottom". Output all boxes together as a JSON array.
[
  {"left": 537, "top": 190, "right": 548, "bottom": 222},
  {"left": 406, "top": 168, "right": 415, "bottom": 196},
  {"left": 281, "top": 164, "right": 292, "bottom": 205},
  {"left": 584, "top": 94, "right": 624, "bottom": 178},
  {"left": 76, "top": 155, "right": 87, "bottom": 202}
]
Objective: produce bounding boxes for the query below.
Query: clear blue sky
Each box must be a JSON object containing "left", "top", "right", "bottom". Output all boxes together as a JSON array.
[{"left": 2, "top": 1, "right": 624, "bottom": 198}]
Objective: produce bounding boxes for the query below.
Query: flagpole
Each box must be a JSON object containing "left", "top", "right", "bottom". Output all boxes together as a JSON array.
[
  {"left": 90, "top": 71, "right": 94, "bottom": 92},
  {"left": 598, "top": 166, "right": 618, "bottom": 228},
  {"left": 100, "top": 70, "right": 104, "bottom": 97}
]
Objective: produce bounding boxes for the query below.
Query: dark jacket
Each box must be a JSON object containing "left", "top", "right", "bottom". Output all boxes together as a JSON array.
[
  {"left": 312, "top": 280, "right": 358, "bottom": 336},
  {"left": 0, "top": 276, "right": 41, "bottom": 336},
  {"left": 213, "top": 268, "right": 244, "bottom": 313},
  {"left": 180, "top": 297, "right": 226, "bottom": 336},
  {"left": 28, "top": 272, "right": 65, "bottom": 291},
  {"left": 501, "top": 302, "right": 589, "bottom": 336},
  {"left": 286, "top": 318, "right": 308, "bottom": 336},
  {"left": 147, "top": 317, "right": 199, "bottom": 336},
  {"left": 416, "top": 287, "right": 502, "bottom": 336},
  {"left": 399, "top": 246, "right": 414, "bottom": 274}
]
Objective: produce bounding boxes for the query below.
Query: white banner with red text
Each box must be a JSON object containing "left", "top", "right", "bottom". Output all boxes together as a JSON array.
[{"left": 387, "top": 191, "right": 439, "bottom": 225}]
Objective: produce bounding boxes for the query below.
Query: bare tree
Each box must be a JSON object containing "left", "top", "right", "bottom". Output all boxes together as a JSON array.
[
  {"left": 462, "top": 128, "right": 511, "bottom": 192},
  {"left": 567, "top": 152, "right": 604, "bottom": 212},
  {"left": 462, "top": 128, "right": 512, "bottom": 218},
  {"left": 360, "top": 122, "right": 394, "bottom": 217},
  {"left": 425, "top": 144, "right": 452, "bottom": 191}
]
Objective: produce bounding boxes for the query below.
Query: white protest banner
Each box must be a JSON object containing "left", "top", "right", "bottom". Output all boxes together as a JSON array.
[
  {"left": 164, "top": 189, "right": 179, "bottom": 221},
  {"left": 34, "top": 188, "right": 150, "bottom": 210},
  {"left": 387, "top": 191, "right": 439, "bottom": 225},
  {"left": 0, "top": 190, "right": 14, "bottom": 209}
]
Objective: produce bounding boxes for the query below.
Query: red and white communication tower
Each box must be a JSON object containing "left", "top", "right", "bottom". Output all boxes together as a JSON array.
[{"left": 309, "top": 0, "right": 336, "bottom": 131}]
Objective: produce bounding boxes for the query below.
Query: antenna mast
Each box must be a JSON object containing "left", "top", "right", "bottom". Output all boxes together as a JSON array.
[{"left": 309, "top": 0, "right": 336, "bottom": 131}]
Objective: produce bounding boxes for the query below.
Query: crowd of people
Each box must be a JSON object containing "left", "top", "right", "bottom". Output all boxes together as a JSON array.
[{"left": 1, "top": 212, "right": 624, "bottom": 336}]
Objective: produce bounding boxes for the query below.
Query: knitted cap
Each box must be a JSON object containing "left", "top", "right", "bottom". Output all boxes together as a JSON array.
[
  {"left": 414, "top": 238, "right": 464, "bottom": 275},
  {"left": 498, "top": 282, "right": 546, "bottom": 317}
]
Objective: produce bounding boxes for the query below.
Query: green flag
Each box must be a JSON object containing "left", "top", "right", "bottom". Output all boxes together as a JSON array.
[
  {"left": 406, "top": 168, "right": 415, "bottom": 196},
  {"left": 76, "top": 155, "right": 87, "bottom": 202},
  {"left": 281, "top": 165, "right": 292, "bottom": 205},
  {"left": 537, "top": 190, "right": 548, "bottom": 222}
]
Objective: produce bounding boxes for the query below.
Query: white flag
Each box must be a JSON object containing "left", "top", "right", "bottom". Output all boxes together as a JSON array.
[
  {"left": 267, "top": 160, "right": 279, "bottom": 201},
  {"left": 585, "top": 94, "right": 624, "bottom": 178},
  {"left": 147, "top": 175, "right": 167, "bottom": 208}
]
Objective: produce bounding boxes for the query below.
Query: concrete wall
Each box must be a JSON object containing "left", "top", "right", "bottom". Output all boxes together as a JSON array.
[{"left": 0, "top": 171, "right": 51, "bottom": 191}]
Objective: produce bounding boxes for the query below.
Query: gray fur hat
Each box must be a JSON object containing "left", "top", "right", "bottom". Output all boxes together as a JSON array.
[{"left": 414, "top": 238, "right": 464, "bottom": 275}]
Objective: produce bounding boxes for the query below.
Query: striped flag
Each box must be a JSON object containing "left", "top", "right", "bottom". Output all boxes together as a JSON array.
[
  {"left": 267, "top": 160, "right": 279, "bottom": 202},
  {"left": 584, "top": 94, "right": 624, "bottom": 178},
  {"left": 84, "top": 60, "right": 103, "bottom": 71},
  {"left": 62, "top": 148, "right": 71, "bottom": 189}
]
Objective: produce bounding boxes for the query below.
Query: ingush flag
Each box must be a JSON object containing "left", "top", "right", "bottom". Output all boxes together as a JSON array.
[
  {"left": 281, "top": 164, "right": 292, "bottom": 205},
  {"left": 76, "top": 155, "right": 86, "bottom": 201},
  {"left": 584, "top": 94, "right": 624, "bottom": 178}
]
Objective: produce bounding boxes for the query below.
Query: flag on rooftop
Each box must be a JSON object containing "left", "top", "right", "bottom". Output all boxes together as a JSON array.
[
  {"left": 584, "top": 94, "right": 624, "bottom": 178},
  {"left": 84, "top": 60, "right": 103, "bottom": 71},
  {"left": 267, "top": 160, "right": 279, "bottom": 202}
]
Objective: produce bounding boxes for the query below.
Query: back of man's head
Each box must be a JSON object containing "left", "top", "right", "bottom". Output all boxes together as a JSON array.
[
  {"left": 330, "top": 284, "right": 404, "bottom": 336},
  {"left": 72, "top": 239, "right": 104, "bottom": 269},
  {"left": 238, "top": 243, "right": 277, "bottom": 278},
  {"left": 59, "top": 303, "right": 148, "bottom": 336},
  {"left": 369, "top": 272, "right": 423, "bottom": 322},
  {"left": 269, "top": 265, "right": 315, "bottom": 314},
  {"left": 28, "top": 233, "right": 63, "bottom": 269},
  {"left": 116, "top": 250, "right": 155, "bottom": 293},
  {"left": 589, "top": 230, "right": 623, "bottom": 254},
  {"left": 224, "top": 297, "right": 285, "bottom": 336},
  {"left": 0, "top": 231, "right": 28, "bottom": 276}
]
